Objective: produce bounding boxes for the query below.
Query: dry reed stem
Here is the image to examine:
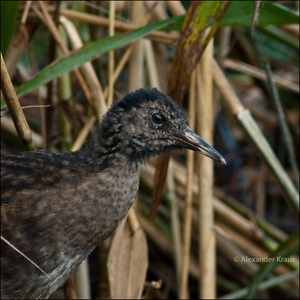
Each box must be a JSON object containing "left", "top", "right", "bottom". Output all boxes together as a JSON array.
[
  {"left": 0, "top": 235, "right": 51, "bottom": 278},
  {"left": 73, "top": 259, "right": 91, "bottom": 299},
  {"left": 56, "top": 8, "right": 177, "bottom": 45},
  {"left": 197, "top": 38, "right": 216, "bottom": 299},
  {"left": 103, "top": 44, "right": 135, "bottom": 99},
  {"left": 152, "top": 43, "right": 168, "bottom": 92},
  {"left": 179, "top": 71, "right": 196, "bottom": 299},
  {"left": 214, "top": 198, "right": 264, "bottom": 241},
  {"left": 1, "top": 54, "right": 35, "bottom": 150},
  {"left": 144, "top": 39, "right": 161, "bottom": 89},
  {"left": 224, "top": 59, "right": 299, "bottom": 93},
  {"left": 60, "top": 15, "right": 106, "bottom": 119},
  {"left": 166, "top": 1, "right": 186, "bottom": 16},
  {"left": 128, "top": 1, "right": 146, "bottom": 90},
  {"left": 145, "top": 1, "right": 168, "bottom": 20},
  {"left": 20, "top": 1, "right": 32, "bottom": 23},
  {"left": 107, "top": 1, "right": 116, "bottom": 108},
  {"left": 166, "top": 159, "right": 183, "bottom": 285},
  {"left": 4, "top": 1, "right": 33, "bottom": 77},
  {"left": 128, "top": 206, "right": 140, "bottom": 232},
  {"left": 71, "top": 116, "right": 96, "bottom": 151},
  {"left": 215, "top": 226, "right": 259, "bottom": 276},
  {"left": 216, "top": 27, "right": 232, "bottom": 69},
  {"left": 4, "top": 26, "right": 29, "bottom": 77},
  {"left": 56, "top": 26, "right": 72, "bottom": 145},
  {"left": 64, "top": 276, "right": 78, "bottom": 299}
]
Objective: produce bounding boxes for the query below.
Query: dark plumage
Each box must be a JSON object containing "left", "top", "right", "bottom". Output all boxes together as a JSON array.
[{"left": 1, "top": 88, "right": 225, "bottom": 299}]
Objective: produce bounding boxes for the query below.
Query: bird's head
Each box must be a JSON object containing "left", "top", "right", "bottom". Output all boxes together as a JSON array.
[{"left": 97, "top": 88, "right": 226, "bottom": 164}]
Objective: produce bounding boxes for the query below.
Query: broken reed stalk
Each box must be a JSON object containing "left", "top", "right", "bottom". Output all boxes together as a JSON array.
[{"left": 197, "top": 38, "right": 216, "bottom": 298}]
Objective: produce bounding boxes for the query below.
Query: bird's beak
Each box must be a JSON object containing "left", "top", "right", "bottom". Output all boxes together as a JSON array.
[{"left": 173, "top": 126, "right": 226, "bottom": 165}]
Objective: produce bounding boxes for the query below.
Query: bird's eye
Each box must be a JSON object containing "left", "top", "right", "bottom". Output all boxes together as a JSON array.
[{"left": 151, "top": 113, "right": 165, "bottom": 125}]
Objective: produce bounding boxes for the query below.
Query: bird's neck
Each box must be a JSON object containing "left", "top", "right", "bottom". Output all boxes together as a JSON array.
[{"left": 84, "top": 125, "right": 139, "bottom": 168}]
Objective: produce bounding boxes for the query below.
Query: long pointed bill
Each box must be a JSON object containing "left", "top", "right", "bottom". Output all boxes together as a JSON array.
[{"left": 173, "top": 126, "right": 226, "bottom": 165}]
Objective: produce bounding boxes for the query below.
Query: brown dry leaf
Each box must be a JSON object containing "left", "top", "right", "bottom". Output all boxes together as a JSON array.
[{"left": 107, "top": 218, "right": 148, "bottom": 299}]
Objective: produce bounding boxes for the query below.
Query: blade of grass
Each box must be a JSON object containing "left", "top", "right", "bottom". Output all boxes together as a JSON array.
[
  {"left": 1, "top": 1, "right": 19, "bottom": 55},
  {"left": 221, "top": 2, "right": 299, "bottom": 27}
]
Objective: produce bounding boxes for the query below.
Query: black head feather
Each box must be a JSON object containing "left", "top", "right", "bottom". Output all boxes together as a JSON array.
[{"left": 89, "top": 88, "right": 189, "bottom": 162}]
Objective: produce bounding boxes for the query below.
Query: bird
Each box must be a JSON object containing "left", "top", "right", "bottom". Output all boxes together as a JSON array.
[{"left": 1, "top": 88, "right": 226, "bottom": 299}]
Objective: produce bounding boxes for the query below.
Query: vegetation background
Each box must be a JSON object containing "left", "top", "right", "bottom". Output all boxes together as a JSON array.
[{"left": 1, "top": 1, "right": 299, "bottom": 299}]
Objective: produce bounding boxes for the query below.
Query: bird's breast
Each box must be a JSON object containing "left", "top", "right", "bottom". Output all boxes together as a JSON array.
[{"left": 71, "top": 160, "right": 140, "bottom": 247}]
